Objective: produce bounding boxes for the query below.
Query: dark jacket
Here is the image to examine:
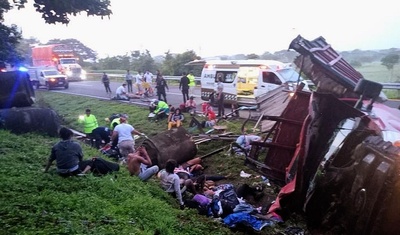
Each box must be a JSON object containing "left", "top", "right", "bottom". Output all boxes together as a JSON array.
[
  {"left": 156, "top": 77, "right": 169, "bottom": 93},
  {"left": 179, "top": 76, "right": 190, "bottom": 90},
  {"left": 49, "top": 140, "right": 83, "bottom": 171},
  {"left": 102, "top": 74, "right": 110, "bottom": 83}
]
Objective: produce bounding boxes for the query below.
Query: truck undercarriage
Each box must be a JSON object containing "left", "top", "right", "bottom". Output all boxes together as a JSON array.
[{"left": 245, "top": 35, "right": 400, "bottom": 234}]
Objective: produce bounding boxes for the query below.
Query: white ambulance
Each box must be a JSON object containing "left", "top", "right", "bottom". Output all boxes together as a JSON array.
[{"left": 187, "top": 59, "right": 307, "bottom": 106}]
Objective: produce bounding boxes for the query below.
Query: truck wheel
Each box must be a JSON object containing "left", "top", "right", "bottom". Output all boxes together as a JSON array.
[
  {"left": 35, "top": 82, "right": 40, "bottom": 90},
  {"left": 64, "top": 83, "right": 69, "bottom": 89},
  {"left": 46, "top": 82, "right": 51, "bottom": 90}
]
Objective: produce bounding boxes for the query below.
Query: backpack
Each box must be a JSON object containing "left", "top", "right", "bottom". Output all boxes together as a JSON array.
[{"left": 100, "top": 145, "right": 120, "bottom": 161}]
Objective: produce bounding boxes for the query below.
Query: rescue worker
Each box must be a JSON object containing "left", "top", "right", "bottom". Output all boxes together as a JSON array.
[
  {"left": 91, "top": 126, "right": 112, "bottom": 149},
  {"left": 153, "top": 100, "right": 170, "bottom": 121},
  {"left": 78, "top": 109, "right": 98, "bottom": 146},
  {"left": 187, "top": 71, "right": 196, "bottom": 97}
]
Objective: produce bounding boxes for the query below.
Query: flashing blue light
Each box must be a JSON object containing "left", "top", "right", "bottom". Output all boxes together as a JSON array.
[{"left": 18, "top": 66, "right": 28, "bottom": 72}]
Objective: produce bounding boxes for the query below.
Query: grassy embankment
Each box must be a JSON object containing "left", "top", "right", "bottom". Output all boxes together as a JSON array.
[{"left": 1, "top": 91, "right": 300, "bottom": 235}]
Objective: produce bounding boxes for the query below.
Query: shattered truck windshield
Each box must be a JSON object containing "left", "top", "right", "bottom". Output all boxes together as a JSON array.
[{"left": 277, "top": 68, "right": 303, "bottom": 82}]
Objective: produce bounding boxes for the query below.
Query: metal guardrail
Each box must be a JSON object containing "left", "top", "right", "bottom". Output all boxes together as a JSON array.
[
  {"left": 88, "top": 73, "right": 200, "bottom": 81},
  {"left": 88, "top": 73, "right": 400, "bottom": 90},
  {"left": 381, "top": 82, "right": 400, "bottom": 90},
  {"left": 304, "top": 80, "right": 400, "bottom": 90}
]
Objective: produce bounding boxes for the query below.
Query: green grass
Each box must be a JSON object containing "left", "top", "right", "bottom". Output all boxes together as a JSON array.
[
  {"left": 357, "top": 62, "right": 400, "bottom": 83},
  {"left": 2, "top": 91, "right": 304, "bottom": 235}
]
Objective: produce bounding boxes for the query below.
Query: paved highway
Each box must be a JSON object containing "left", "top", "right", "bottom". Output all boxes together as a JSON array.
[
  {"left": 45, "top": 80, "right": 400, "bottom": 112},
  {"left": 47, "top": 80, "right": 209, "bottom": 110}
]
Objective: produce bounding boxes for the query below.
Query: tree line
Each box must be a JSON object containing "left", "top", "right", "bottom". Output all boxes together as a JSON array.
[{"left": 0, "top": 1, "right": 399, "bottom": 77}]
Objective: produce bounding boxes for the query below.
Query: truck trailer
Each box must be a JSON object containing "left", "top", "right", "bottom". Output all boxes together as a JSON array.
[{"left": 31, "top": 44, "right": 86, "bottom": 81}]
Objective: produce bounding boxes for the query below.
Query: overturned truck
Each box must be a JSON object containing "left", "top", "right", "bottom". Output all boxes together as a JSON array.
[{"left": 245, "top": 35, "right": 400, "bottom": 234}]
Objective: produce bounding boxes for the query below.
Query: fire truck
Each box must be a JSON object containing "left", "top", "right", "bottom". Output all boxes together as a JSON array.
[{"left": 31, "top": 44, "right": 86, "bottom": 81}]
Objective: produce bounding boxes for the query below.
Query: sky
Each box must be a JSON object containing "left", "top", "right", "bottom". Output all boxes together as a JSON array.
[{"left": 4, "top": 0, "right": 400, "bottom": 59}]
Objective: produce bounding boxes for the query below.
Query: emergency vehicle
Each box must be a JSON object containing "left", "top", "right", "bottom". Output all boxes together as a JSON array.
[{"left": 186, "top": 59, "right": 308, "bottom": 106}]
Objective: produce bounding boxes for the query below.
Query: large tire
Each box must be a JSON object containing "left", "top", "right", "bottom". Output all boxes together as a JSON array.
[
  {"left": 0, "top": 107, "right": 61, "bottom": 137},
  {"left": 35, "top": 81, "right": 40, "bottom": 90},
  {"left": 64, "top": 82, "right": 69, "bottom": 89},
  {"left": 46, "top": 82, "right": 51, "bottom": 90}
]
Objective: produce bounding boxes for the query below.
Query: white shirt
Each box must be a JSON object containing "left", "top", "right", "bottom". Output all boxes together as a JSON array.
[
  {"left": 116, "top": 85, "right": 126, "bottom": 95},
  {"left": 113, "top": 123, "right": 134, "bottom": 143},
  {"left": 135, "top": 74, "right": 143, "bottom": 84},
  {"left": 217, "top": 82, "right": 224, "bottom": 92},
  {"left": 126, "top": 73, "right": 134, "bottom": 81},
  {"left": 144, "top": 72, "right": 153, "bottom": 83}
]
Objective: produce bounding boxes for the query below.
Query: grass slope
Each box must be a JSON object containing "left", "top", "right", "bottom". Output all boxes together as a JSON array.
[{"left": 0, "top": 91, "right": 306, "bottom": 235}]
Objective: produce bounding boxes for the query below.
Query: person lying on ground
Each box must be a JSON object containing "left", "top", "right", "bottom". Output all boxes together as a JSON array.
[
  {"left": 158, "top": 159, "right": 185, "bottom": 209},
  {"left": 233, "top": 132, "right": 262, "bottom": 154},
  {"left": 126, "top": 146, "right": 159, "bottom": 181},
  {"left": 189, "top": 109, "right": 218, "bottom": 130},
  {"left": 43, "top": 127, "right": 85, "bottom": 177}
]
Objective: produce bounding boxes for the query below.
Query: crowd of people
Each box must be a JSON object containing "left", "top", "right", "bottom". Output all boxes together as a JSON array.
[{"left": 43, "top": 69, "right": 275, "bottom": 231}]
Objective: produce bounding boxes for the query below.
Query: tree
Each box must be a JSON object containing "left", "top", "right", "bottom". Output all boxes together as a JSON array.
[
  {"left": 381, "top": 53, "right": 400, "bottom": 81},
  {"left": 16, "top": 37, "right": 40, "bottom": 65},
  {"left": 161, "top": 51, "right": 176, "bottom": 76},
  {"left": 172, "top": 50, "right": 201, "bottom": 76},
  {"left": 132, "top": 50, "right": 157, "bottom": 73},
  {"left": 0, "top": 23, "right": 23, "bottom": 66},
  {"left": 246, "top": 53, "right": 260, "bottom": 59},
  {"left": 10, "top": 0, "right": 112, "bottom": 25},
  {"left": 0, "top": 0, "right": 112, "bottom": 65},
  {"left": 47, "top": 38, "right": 98, "bottom": 62},
  {"left": 97, "top": 55, "right": 131, "bottom": 70}
]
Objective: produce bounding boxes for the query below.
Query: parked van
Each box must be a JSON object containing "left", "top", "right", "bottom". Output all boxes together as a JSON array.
[
  {"left": 187, "top": 59, "right": 307, "bottom": 106},
  {"left": 28, "top": 66, "right": 69, "bottom": 90}
]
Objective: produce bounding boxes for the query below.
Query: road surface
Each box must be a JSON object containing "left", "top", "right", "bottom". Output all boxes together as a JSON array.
[
  {"left": 46, "top": 80, "right": 227, "bottom": 112},
  {"left": 44, "top": 80, "right": 400, "bottom": 112}
]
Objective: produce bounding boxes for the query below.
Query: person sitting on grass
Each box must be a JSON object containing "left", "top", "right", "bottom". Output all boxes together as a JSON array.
[
  {"left": 43, "top": 127, "right": 85, "bottom": 177},
  {"left": 158, "top": 159, "right": 185, "bottom": 209},
  {"left": 126, "top": 146, "right": 159, "bottom": 181},
  {"left": 185, "top": 96, "right": 197, "bottom": 115},
  {"left": 168, "top": 108, "right": 184, "bottom": 130}
]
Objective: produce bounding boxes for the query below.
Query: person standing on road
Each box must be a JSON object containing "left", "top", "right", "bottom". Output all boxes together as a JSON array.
[
  {"left": 216, "top": 75, "right": 225, "bottom": 117},
  {"left": 155, "top": 70, "right": 169, "bottom": 102},
  {"left": 125, "top": 70, "right": 134, "bottom": 93},
  {"left": 102, "top": 72, "right": 112, "bottom": 95},
  {"left": 143, "top": 71, "right": 154, "bottom": 96},
  {"left": 187, "top": 71, "right": 196, "bottom": 97},
  {"left": 179, "top": 72, "right": 190, "bottom": 103},
  {"left": 135, "top": 70, "right": 144, "bottom": 95}
]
